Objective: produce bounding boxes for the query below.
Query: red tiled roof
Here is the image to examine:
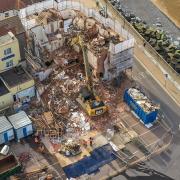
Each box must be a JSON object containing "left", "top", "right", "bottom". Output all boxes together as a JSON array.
[
  {"left": 0, "top": 0, "right": 18, "bottom": 12},
  {"left": 0, "top": 16, "right": 25, "bottom": 36},
  {"left": 0, "top": 0, "right": 28, "bottom": 12},
  {"left": 0, "top": 0, "right": 44, "bottom": 12}
]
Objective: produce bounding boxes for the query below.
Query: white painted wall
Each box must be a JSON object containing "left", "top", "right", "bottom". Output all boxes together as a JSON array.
[
  {"left": 16, "top": 86, "right": 35, "bottom": 100},
  {"left": 0, "top": 10, "right": 18, "bottom": 21}
]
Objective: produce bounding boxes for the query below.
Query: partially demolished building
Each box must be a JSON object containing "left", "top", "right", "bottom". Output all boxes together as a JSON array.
[{"left": 19, "top": 1, "right": 134, "bottom": 81}]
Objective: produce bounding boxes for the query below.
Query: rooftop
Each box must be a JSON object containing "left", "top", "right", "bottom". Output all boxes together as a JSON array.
[
  {"left": 0, "top": 16, "right": 25, "bottom": 36},
  {"left": 8, "top": 111, "right": 32, "bottom": 129},
  {"left": 0, "top": 33, "right": 14, "bottom": 45},
  {"left": 0, "top": 0, "right": 44, "bottom": 12},
  {"left": 0, "top": 116, "right": 13, "bottom": 133},
  {"left": 0, "top": 0, "right": 18, "bottom": 12},
  {"left": 0, "top": 78, "right": 9, "bottom": 96},
  {"left": 0, "top": 66, "right": 33, "bottom": 88}
]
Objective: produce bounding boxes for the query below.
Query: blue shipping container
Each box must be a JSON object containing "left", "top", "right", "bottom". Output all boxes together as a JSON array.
[{"left": 124, "top": 89, "right": 158, "bottom": 124}]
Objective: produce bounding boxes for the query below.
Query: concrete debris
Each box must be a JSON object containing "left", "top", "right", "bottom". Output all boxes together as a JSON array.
[
  {"left": 128, "top": 88, "right": 160, "bottom": 112},
  {"left": 85, "top": 18, "right": 96, "bottom": 29},
  {"left": 73, "top": 16, "right": 85, "bottom": 30},
  {"left": 106, "top": 129, "right": 114, "bottom": 140},
  {"left": 61, "top": 9, "right": 77, "bottom": 20},
  {"left": 68, "top": 112, "right": 90, "bottom": 132},
  {"left": 59, "top": 139, "right": 81, "bottom": 157},
  {"left": 36, "top": 68, "right": 53, "bottom": 81}
]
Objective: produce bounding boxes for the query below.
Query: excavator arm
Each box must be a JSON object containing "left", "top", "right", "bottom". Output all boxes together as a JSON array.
[
  {"left": 70, "top": 35, "right": 108, "bottom": 116},
  {"left": 71, "top": 35, "right": 93, "bottom": 91}
]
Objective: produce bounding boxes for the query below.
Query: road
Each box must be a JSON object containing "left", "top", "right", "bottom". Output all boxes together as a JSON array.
[
  {"left": 113, "top": 58, "right": 180, "bottom": 180},
  {"left": 118, "top": 0, "right": 180, "bottom": 40}
]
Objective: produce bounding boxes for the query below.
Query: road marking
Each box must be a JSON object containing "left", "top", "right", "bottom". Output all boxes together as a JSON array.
[
  {"left": 130, "top": 121, "right": 140, "bottom": 128},
  {"left": 134, "top": 55, "right": 180, "bottom": 107},
  {"left": 136, "top": 123, "right": 160, "bottom": 137}
]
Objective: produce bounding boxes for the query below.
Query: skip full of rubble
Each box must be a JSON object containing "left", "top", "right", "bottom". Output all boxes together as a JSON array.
[{"left": 128, "top": 88, "right": 160, "bottom": 113}]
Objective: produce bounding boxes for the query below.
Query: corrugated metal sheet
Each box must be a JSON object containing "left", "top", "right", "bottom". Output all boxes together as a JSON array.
[
  {"left": 8, "top": 111, "right": 32, "bottom": 130},
  {"left": 15, "top": 124, "right": 33, "bottom": 140},
  {"left": 0, "top": 116, "right": 13, "bottom": 134}
]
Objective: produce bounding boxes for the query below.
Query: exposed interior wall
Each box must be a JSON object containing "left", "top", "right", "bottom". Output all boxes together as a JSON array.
[
  {"left": 19, "top": 0, "right": 134, "bottom": 81},
  {"left": 0, "top": 36, "right": 21, "bottom": 72}
]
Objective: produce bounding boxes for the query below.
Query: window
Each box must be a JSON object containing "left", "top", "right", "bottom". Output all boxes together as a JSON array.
[
  {"left": 13, "top": 95, "right": 17, "bottom": 102},
  {"left": 6, "top": 60, "right": 13, "bottom": 68},
  {"left": 5, "top": 12, "right": 9, "bottom": 18},
  {"left": 4, "top": 48, "right": 12, "bottom": 56}
]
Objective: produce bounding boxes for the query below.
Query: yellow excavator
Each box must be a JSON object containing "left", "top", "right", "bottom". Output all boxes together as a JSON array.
[{"left": 70, "top": 35, "right": 108, "bottom": 116}]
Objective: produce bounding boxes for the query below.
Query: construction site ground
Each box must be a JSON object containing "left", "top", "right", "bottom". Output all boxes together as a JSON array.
[
  {"left": 5, "top": 137, "right": 66, "bottom": 180},
  {"left": 41, "top": 102, "right": 172, "bottom": 179},
  {"left": 28, "top": 61, "right": 172, "bottom": 179}
]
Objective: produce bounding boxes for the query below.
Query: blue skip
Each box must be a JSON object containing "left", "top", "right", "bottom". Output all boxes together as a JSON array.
[{"left": 63, "top": 144, "right": 116, "bottom": 178}]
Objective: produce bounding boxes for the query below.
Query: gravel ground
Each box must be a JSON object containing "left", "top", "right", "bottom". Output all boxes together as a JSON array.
[{"left": 117, "top": 0, "right": 180, "bottom": 41}]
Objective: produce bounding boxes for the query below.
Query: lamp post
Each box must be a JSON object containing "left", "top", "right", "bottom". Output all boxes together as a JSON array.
[{"left": 164, "top": 73, "right": 168, "bottom": 88}]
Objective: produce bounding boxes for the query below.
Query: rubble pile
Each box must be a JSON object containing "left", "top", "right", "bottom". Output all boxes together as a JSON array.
[
  {"left": 59, "top": 139, "right": 82, "bottom": 157},
  {"left": 128, "top": 88, "right": 160, "bottom": 113},
  {"left": 53, "top": 48, "right": 81, "bottom": 67},
  {"left": 37, "top": 65, "right": 92, "bottom": 137},
  {"left": 34, "top": 63, "right": 131, "bottom": 135},
  {"left": 25, "top": 7, "right": 134, "bottom": 147}
]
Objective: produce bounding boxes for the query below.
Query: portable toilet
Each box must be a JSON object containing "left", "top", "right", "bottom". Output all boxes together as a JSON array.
[
  {"left": 0, "top": 116, "right": 14, "bottom": 145},
  {"left": 8, "top": 111, "right": 33, "bottom": 140}
]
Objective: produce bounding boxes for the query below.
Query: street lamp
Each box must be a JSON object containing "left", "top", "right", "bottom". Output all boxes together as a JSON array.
[{"left": 164, "top": 73, "right": 168, "bottom": 88}]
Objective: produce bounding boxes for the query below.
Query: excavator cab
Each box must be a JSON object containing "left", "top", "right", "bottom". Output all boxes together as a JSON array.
[{"left": 76, "top": 86, "right": 108, "bottom": 116}]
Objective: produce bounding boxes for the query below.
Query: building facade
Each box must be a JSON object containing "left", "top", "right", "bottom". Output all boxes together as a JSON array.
[
  {"left": 0, "top": 66, "right": 35, "bottom": 111},
  {"left": 0, "top": 16, "right": 27, "bottom": 62},
  {"left": 0, "top": 78, "right": 13, "bottom": 111},
  {"left": 0, "top": 32, "right": 21, "bottom": 72}
]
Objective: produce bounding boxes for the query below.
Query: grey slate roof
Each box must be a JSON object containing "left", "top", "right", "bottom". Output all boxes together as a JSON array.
[
  {"left": 8, "top": 111, "right": 32, "bottom": 130},
  {"left": 0, "top": 116, "right": 13, "bottom": 134}
]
